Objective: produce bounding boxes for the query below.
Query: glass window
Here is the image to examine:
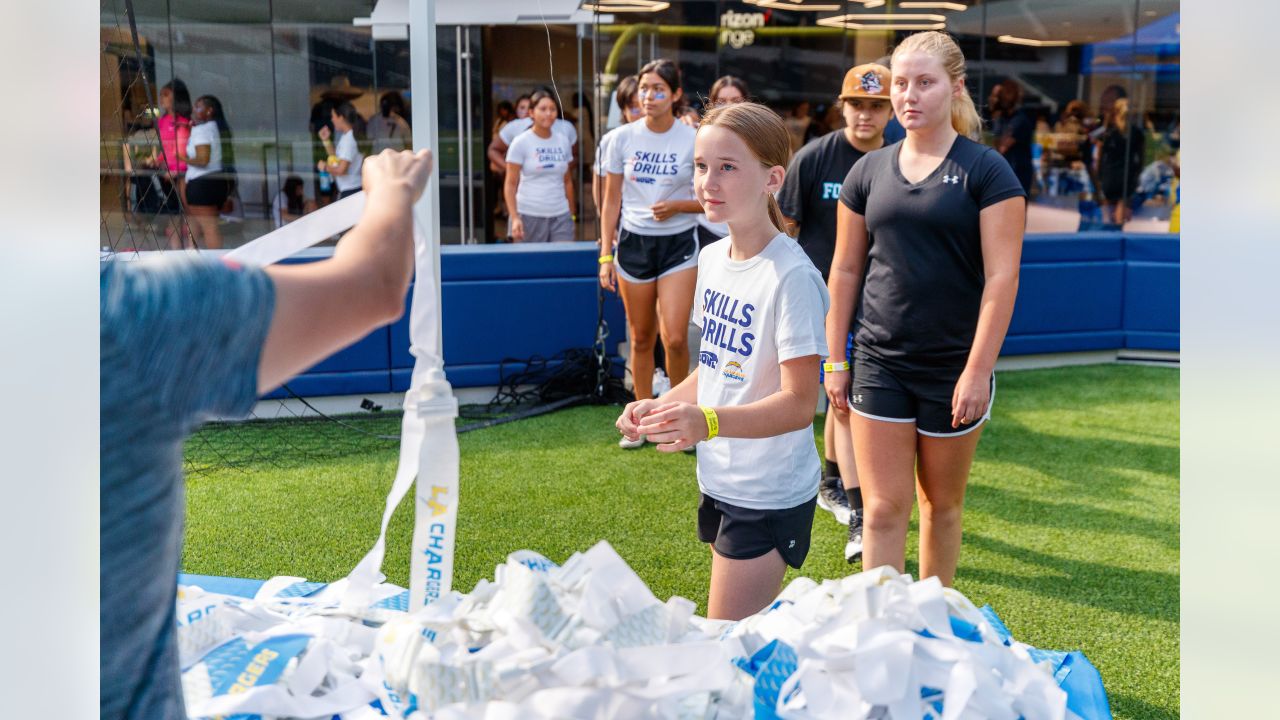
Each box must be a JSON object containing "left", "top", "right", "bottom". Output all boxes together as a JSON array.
[{"left": 100, "top": 0, "right": 1179, "bottom": 255}]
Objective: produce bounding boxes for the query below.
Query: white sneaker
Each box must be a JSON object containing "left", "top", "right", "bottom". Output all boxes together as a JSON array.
[{"left": 618, "top": 434, "right": 647, "bottom": 449}]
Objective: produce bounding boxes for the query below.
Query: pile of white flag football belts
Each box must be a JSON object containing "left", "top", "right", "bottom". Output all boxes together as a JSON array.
[{"left": 178, "top": 541, "right": 1083, "bottom": 720}]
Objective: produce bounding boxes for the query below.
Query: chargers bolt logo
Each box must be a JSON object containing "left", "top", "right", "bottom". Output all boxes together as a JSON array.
[{"left": 722, "top": 361, "right": 746, "bottom": 382}]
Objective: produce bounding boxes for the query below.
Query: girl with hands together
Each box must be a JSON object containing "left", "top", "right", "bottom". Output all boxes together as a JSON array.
[{"left": 615, "top": 102, "right": 829, "bottom": 622}]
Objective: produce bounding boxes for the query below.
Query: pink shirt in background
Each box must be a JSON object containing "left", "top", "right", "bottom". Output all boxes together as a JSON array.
[{"left": 156, "top": 114, "right": 191, "bottom": 174}]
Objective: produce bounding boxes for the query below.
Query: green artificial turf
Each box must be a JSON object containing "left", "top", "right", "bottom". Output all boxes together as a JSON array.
[{"left": 183, "top": 363, "right": 1178, "bottom": 719}]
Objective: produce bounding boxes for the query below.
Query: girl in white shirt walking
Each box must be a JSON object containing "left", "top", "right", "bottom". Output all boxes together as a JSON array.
[
  {"left": 617, "top": 102, "right": 830, "bottom": 620},
  {"left": 318, "top": 102, "right": 365, "bottom": 199},
  {"left": 180, "top": 94, "right": 234, "bottom": 249},
  {"left": 601, "top": 59, "right": 706, "bottom": 444},
  {"left": 504, "top": 90, "right": 576, "bottom": 242}
]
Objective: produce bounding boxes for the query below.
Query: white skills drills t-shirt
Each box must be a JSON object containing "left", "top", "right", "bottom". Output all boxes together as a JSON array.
[
  {"left": 605, "top": 120, "right": 698, "bottom": 235},
  {"left": 500, "top": 117, "right": 578, "bottom": 147},
  {"left": 594, "top": 125, "right": 626, "bottom": 177},
  {"left": 693, "top": 232, "right": 830, "bottom": 510},
  {"left": 506, "top": 128, "right": 574, "bottom": 217}
]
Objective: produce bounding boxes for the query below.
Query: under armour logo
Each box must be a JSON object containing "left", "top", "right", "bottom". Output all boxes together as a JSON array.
[
  {"left": 851, "top": 394, "right": 864, "bottom": 404},
  {"left": 788, "top": 539, "right": 796, "bottom": 548},
  {"left": 942, "top": 175, "right": 960, "bottom": 184}
]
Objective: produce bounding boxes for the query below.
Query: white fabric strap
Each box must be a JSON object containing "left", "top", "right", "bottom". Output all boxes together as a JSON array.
[
  {"left": 225, "top": 191, "right": 367, "bottom": 267},
  {"left": 224, "top": 186, "right": 460, "bottom": 613}
]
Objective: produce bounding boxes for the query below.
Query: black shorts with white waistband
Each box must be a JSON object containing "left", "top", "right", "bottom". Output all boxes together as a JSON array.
[
  {"left": 697, "top": 493, "right": 816, "bottom": 569},
  {"left": 615, "top": 227, "right": 698, "bottom": 284},
  {"left": 847, "top": 352, "right": 995, "bottom": 437}
]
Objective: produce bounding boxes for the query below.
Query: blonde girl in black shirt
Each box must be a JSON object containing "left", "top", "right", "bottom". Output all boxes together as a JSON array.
[{"left": 825, "top": 31, "right": 1026, "bottom": 586}]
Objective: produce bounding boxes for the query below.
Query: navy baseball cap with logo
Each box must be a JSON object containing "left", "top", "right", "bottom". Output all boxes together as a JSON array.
[{"left": 839, "top": 63, "right": 891, "bottom": 101}]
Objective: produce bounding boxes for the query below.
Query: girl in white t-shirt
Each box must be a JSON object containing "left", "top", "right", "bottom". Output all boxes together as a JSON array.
[
  {"left": 504, "top": 90, "right": 576, "bottom": 242},
  {"left": 617, "top": 102, "right": 830, "bottom": 621},
  {"left": 591, "top": 75, "right": 643, "bottom": 224},
  {"left": 601, "top": 59, "right": 707, "bottom": 447},
  {"left": 180, "top": 95, "right": 233, "bottom": 249},
  {"left": 318, "top": 102, "right": 365, "bottom": 199}
]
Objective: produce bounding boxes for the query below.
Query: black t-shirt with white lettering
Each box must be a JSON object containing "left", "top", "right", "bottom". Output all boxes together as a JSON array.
[
  {"left": 776, "top": 130, "right": 870, "bottom": 281},
  {"left": 839, "top": 135, "right": 1025, "bottom": 369}
]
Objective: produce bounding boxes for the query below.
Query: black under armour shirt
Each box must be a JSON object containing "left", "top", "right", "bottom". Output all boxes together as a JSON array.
[{"left": 838, "top": 135, "right": 1024, "bottom": 369}]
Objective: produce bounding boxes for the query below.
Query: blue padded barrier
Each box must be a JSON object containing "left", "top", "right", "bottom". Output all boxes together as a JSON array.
[
  {"left": 259, "top": 243, "right": 627, "bottom": 396},
  {"left": 441, "top": 241, "right": 611, "bottom": 281},
  {"left": 261, "top": 370, "right": 391, "bottom": 400},
  {"left": 1001, "top": 331, "right": 1128, "bottom": 356},
  {"left": 1124, "top": 234, "right": 1179, "bottom": 263},
  {"left": 303, "top": 327, "right": 390, "bottom": 374},
  {"left": 240, "top": 233, "right": 1174, "bottom": 398},
  {"left": 1019, "top": 233, "right": 1122, "bottom": 263},
  {"left": 1125, "top": 331, "right": 1179, "bottom": 351},
  {"left": 1121, "top": 234, "right": 1179, "bottom": 351},
  {"left": 1007, "top": 262, "right": 1124, "bottom": 336},
  {"left": 1124, "top": 262, "right": 1179, "bottom": 333}
]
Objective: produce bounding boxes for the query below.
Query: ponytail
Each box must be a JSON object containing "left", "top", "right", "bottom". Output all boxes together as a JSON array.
[
  {"left": 951, "top": 90, "right": 982, "bottom": 141},
  {"left": 767, "top": 195, "right": 794, "bottom": 238}
]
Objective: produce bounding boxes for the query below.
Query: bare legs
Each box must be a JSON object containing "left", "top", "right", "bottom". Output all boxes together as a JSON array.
[
  {"left": 186, "top": 205, "right": 223, "bottom": 250},
  {"left": 707, "top": 547, "right": 787, "bottom": 621},
  {"left": 655, "top": 267, "right": 696, "bottom": 387},
  {"left": 850, "top": 413, "right": 984, "bottom": 585},
  {"left": 826, "top": 404, "right": 860, "bottom": 491},
  {"left": 618, "top": 276, "right": 658, "bottom": 400},
  {"left": 618, "top": 266, "right": 696, "bottom": 400}
]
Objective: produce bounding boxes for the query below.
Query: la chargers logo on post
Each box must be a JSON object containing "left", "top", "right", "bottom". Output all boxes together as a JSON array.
[{"left": 722, "top": 360, "right": 746, "bottom": 382}]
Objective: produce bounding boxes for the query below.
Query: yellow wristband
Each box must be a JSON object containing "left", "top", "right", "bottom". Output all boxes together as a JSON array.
[
  {"left": 699, "top": 405, "right": 719, "bottom": 441},
  {"left": 598, "top": 254, "right": 614, "bottom": 264},
  {"left": 823, "top": 361, "right": 851, "bottom": 372}
]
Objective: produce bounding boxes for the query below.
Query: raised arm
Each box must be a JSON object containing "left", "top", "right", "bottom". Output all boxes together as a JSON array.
[{"left": 257, "top": 149, "right": 433, "bottom": 393}]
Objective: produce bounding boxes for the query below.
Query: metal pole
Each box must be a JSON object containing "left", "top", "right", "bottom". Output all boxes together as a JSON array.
[
  {"left": 463, "top": 28, "right": 474, "bottom": 244},
  {"left": 577, "top": 24, "right": 585, "bottom": 241},
  {"left": 410, "top": 0, "right": 443, "bottom": 357},
  {"left": 455, "top": 26, "right": 466, "bottom": 245}
]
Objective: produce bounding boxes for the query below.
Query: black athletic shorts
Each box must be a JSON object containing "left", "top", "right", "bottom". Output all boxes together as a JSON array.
[
  {"left": 697, "top": 493, "right": 816, "bottom": 569},
  {"left": 615, "top": 227, "right": 698, "bottom": 284},
  {"left": 848, "top": 353, "right": 995, "bottom": 437},
  {"left": 185, "top": 175, "right": 230, "bottom": 208}
]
